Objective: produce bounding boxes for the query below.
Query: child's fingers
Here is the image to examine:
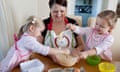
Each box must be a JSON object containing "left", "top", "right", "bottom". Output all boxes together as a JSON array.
[
  {"left": 66, "top": 24, "right": 70, "bottom": 29},
  {"left": 65, "top": 49, "right": 70, "bottom": 55},
  {"left": 66, "top": 24, "right": 72, "bottom": 29},
  {"left": 79, "top": 52, "right": 88, "bottom": 59}
]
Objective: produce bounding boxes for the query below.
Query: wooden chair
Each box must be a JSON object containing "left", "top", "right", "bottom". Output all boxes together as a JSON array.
[{"left": 68, "top": 15, "right": 82, "bottom": 26}]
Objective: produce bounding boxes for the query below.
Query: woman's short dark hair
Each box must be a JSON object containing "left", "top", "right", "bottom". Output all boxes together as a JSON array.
[{"left": 49, "top": 0, "right": 67, "bottom": 8}]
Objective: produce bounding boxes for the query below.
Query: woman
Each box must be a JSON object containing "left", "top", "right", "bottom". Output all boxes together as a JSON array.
[{"left": 42, "top": 0, "right": 84, "bottom": 57}]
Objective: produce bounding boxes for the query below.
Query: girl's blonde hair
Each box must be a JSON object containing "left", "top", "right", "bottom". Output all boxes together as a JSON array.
[
  {"left": 97, "top": 10, "right": 117, "bottom": 32},
  {"left": 18, "top": 16, "right": 44, "bottom": 39}
]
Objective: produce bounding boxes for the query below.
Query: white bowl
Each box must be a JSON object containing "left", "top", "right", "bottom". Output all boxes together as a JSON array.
[{"left": 20, "top": 59, "right": 44, "bottom": 72}]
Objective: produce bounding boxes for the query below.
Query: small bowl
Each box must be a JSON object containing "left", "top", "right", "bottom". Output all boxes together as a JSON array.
[
  {"left": 86, "top": 55, "right": 101, "bottom": 66},
  {"left": 99, "top": 62, "right": 116, "bottom": 72}
]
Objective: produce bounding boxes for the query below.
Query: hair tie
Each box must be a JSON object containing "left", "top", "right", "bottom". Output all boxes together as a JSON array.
[{"left": 32, "top": 18, "right": 37, "bottom": 24}]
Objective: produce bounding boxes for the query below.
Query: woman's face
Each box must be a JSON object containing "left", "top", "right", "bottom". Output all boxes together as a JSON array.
[
  {"left": 50, "top": 4, "right": 67, "bottom": 22},
  {"left": 95, "top": 17, "right": 110, "bottom": 34}
]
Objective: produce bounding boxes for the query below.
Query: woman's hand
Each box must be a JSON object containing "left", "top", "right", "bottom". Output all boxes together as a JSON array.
[
  {"left": 71, "top": 48, "right": 80, "bottom": 57},
  {"left": 37, "top": 35, "right": 43, "bottom": 43}
]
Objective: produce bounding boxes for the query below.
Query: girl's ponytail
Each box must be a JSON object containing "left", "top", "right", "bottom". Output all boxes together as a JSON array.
[
  {"left": 17, "top": 24, "right": 26, "bottom": 39},
  {"left": 17, "top": 15, "right": 44, "bottom": 39}
]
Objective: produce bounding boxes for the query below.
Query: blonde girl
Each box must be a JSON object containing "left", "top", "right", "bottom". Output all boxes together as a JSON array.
[
  {"left": 0, "top": 16, "right": 69, "bottom": 72},
  {"left": 67, "top": 10, "right": 117, "bottom": 61}
]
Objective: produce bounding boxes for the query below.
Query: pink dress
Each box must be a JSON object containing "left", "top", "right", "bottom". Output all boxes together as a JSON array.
[
  {"left": 74, "top": 26, "right": 114, "bottom": 61},
  {"left": 0, "top": 33, "right": 49, "bottom": 72}
]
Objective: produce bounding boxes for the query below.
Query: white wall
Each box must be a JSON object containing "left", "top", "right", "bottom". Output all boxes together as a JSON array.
[
  {"left": 38, "top": 0, "right": 49, "bottom": 18},
  {"left": 67, "top": 0, "right": 75, "bottom": 16},
  {"left": 101, "top": 0, "right": 118, "bottom": 11},
  {"left": 10, "top": 0, "right": 39, "bottom": 27},
  {"left": 107, "top": 0, "right": 118, "bottom": 11},
  {"left": 101, "top": 0, "right": 108, "bottom": 11},
  {"left": 111, "top": 18, "right": 120, "bottom": 61}
]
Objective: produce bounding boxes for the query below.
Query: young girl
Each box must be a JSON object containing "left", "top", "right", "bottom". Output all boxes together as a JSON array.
[
  {"left": 0, "top": 16, "right": 70, "bottom": 72},
  {"left": 67, "top": 10, "right": 117, "bottom": 61}
]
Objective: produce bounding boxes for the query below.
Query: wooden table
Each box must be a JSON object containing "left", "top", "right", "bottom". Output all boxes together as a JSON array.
[{"left": 12, "top": 53, "right": 105, "bottom": 72}]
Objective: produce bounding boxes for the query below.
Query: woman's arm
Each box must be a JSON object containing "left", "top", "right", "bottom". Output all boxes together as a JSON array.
[
  {"left": 71, "top": 35, "right": 85, "bottom": 57},
  {"left": 67, "top": 17, "right": 85, "bottom": 56},
  {"left": 75, "top": 35, "right": 85, "bottom": 51},
  {"left": 24, "top": 36, "right": 70, "bottom": 56}
]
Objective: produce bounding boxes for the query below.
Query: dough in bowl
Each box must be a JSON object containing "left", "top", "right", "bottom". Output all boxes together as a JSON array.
[{"left": 55, "top": 53, "right": 78, "bottom": 67}]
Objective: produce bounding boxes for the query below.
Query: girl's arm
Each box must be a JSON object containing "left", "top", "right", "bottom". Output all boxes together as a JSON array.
[
  {"left": 79, "top": 48, "right": 97, "bottom": 59},
  {"left": 24, "top": 36, "right": 70, "bottom": 56},
  {"left": 79, "top": 35, "right": 114, "bottom": 59},
  {"left": 95, "top": 35, "right": 114, "bottom": 55},
  {"left": 67, "top": 24, "right": 91, "bottom": 35}
]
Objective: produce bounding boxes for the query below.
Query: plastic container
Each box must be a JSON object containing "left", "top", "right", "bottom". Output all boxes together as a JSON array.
[
  {"left": 20, "top": 59, "right": 44, "bottom": 72},
  {"left": 86, "top": 55, "right": 101, "bottom": 66},
  {"left": 99, "top": 62, "right": 116, "bottom": 72}
]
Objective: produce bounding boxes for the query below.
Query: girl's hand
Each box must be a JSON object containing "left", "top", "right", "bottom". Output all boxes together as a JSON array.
[
  {"left": 66, "top": 24, "right": 76, "bottom": 31},
  {"left": 37, "top": 35, "right": 43, "bottom": 43},
  {"left": 61, "top": 48, "right": 70, "bottom": 55},
  {"left": 79, "top": 52, "right": 88, "bottom": 59}
]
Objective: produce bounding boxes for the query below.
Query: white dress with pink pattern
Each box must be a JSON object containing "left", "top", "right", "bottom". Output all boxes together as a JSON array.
[
  {"left": 74, "top": 26, "right": 114, "bottom": 61},
  {"left": 0, "top": 33, "right": 49, "bottom": 72}
]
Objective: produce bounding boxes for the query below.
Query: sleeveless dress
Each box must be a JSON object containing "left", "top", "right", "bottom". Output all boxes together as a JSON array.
[{"left": 43, "top": 17, "right": 77, "bottom": 49}]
